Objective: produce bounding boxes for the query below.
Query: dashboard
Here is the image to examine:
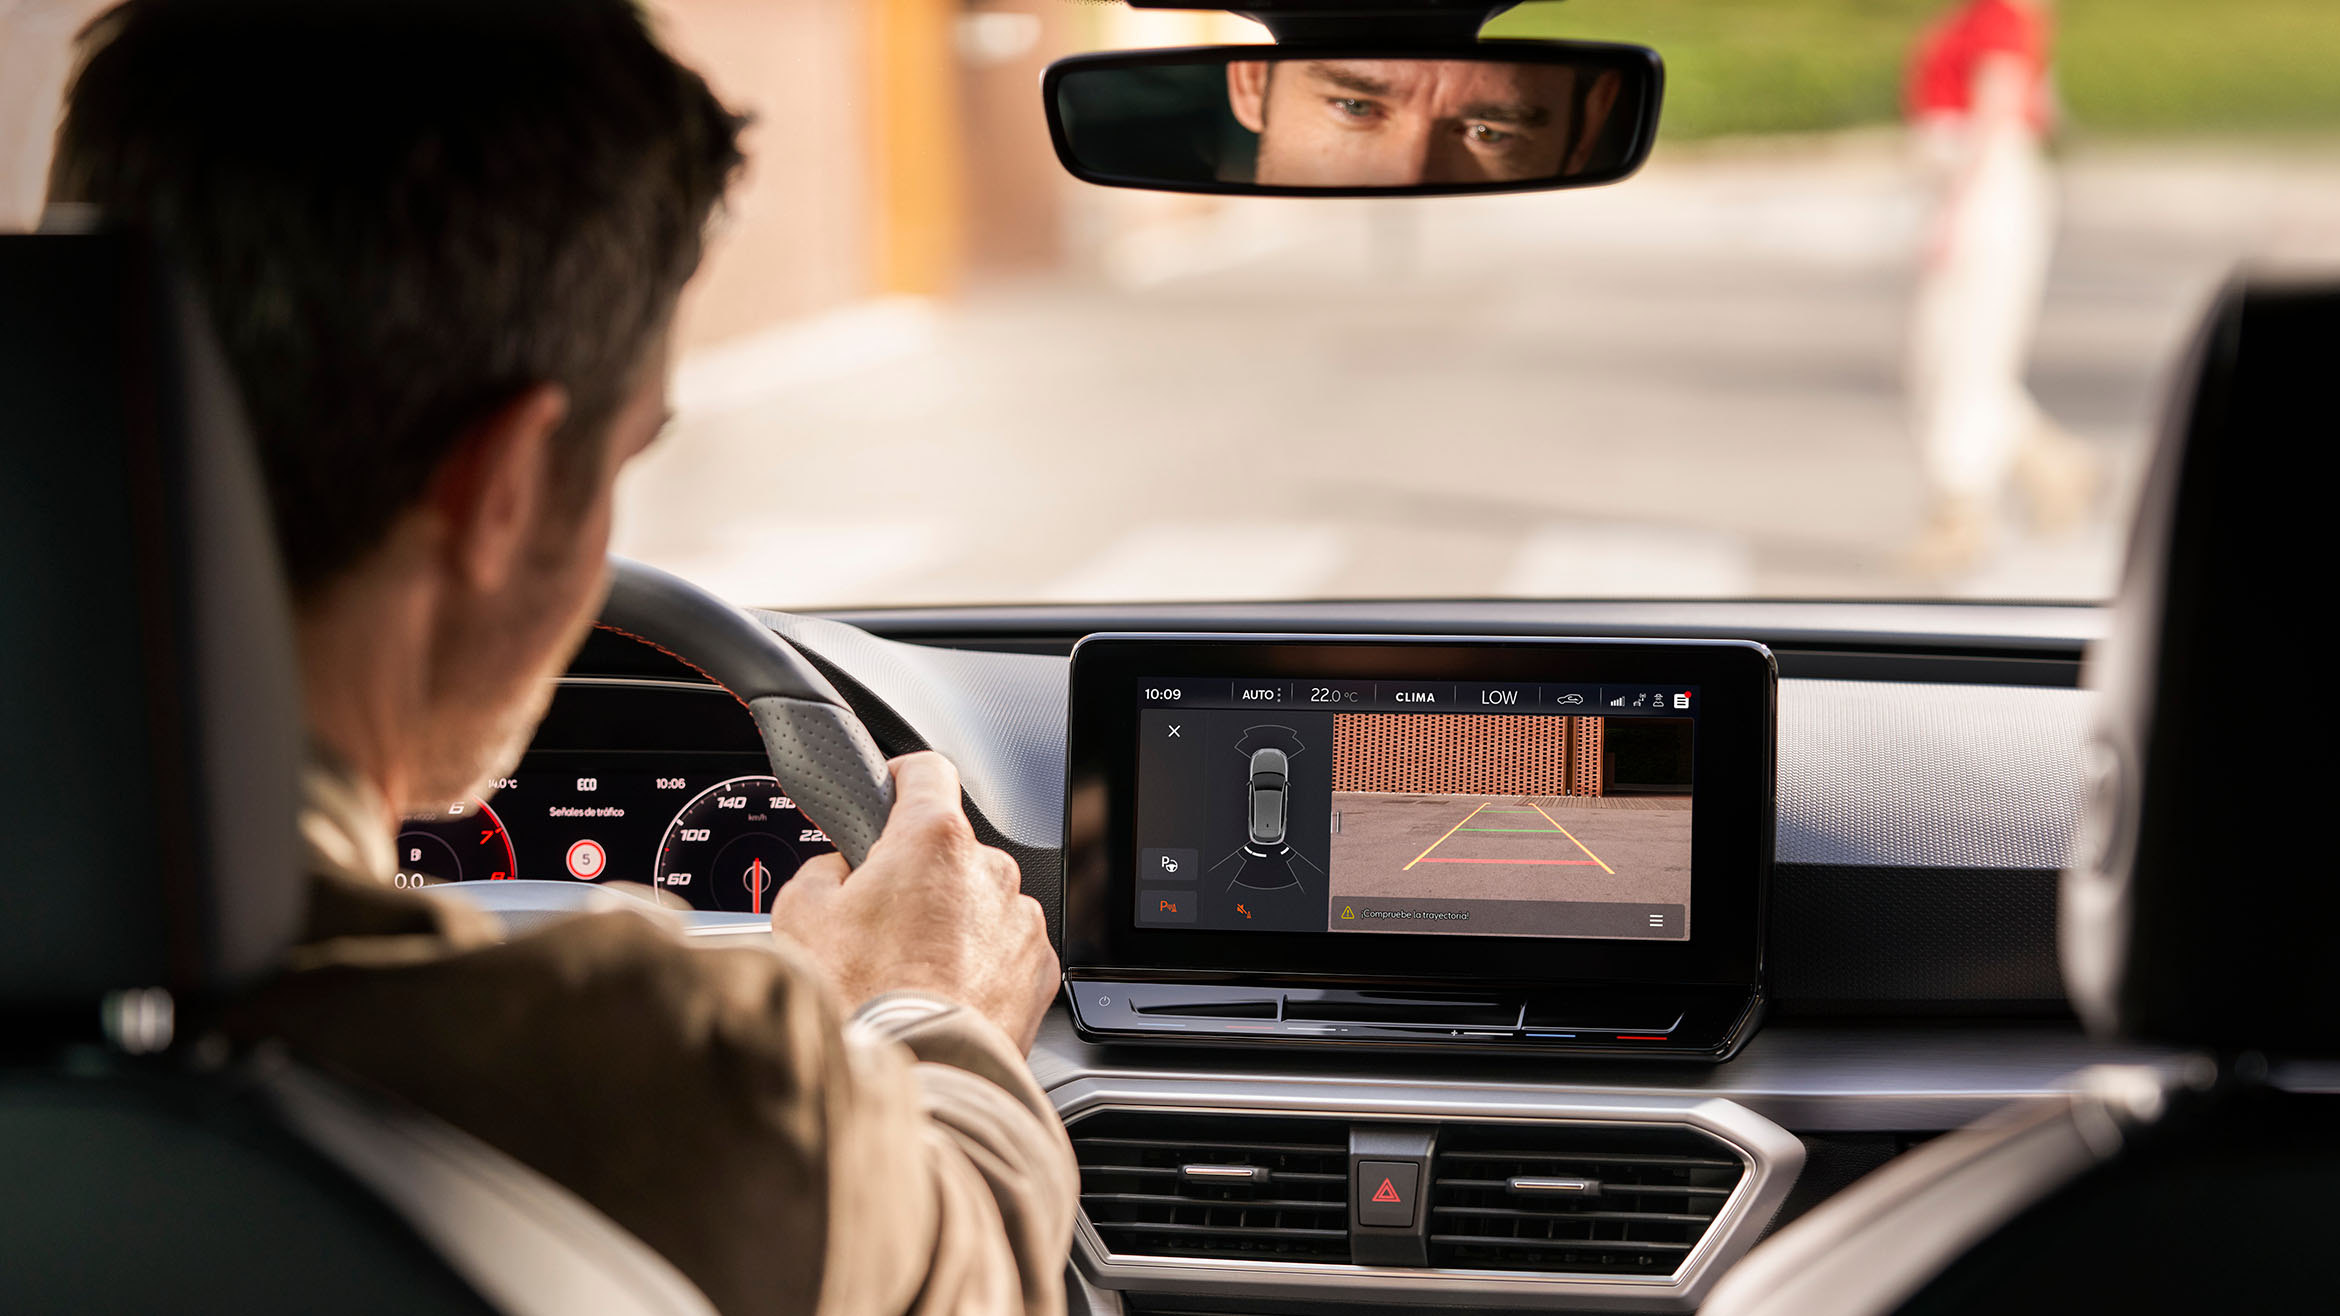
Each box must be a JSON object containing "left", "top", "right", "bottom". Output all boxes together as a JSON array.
[
  {"left": 523, "top": 604, "right": 2337, "bottom": 1314},
  {"left": 548, "top": 604, "right": 2104, "bottom": 1020}
]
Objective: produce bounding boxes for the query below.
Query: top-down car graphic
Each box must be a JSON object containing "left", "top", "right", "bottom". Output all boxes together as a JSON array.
[{"left": 1247, "top": 746, "right": 1290, "bottom": 846}]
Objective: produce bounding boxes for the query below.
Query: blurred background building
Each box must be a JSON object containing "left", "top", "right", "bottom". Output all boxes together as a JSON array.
[
  {"left": 6, "top": 0, "right": 2337, "bottom": 607},
  {"left": 648, "top": 2, "right": 1261, "bottom": 351}
]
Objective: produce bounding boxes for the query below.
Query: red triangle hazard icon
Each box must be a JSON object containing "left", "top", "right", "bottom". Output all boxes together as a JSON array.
[{"left": 1371, "top": 1177, "right": 1402, "bottom": 1203}]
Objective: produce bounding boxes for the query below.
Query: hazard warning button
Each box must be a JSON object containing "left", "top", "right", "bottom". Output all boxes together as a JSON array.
[{"left": 1356, "top": 1159, "right": 1420, "bottom": 1228}]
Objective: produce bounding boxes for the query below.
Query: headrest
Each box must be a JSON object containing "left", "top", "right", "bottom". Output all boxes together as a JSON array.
[
  {"left": 2064, "top": 276, "right": 2338, "bottom": 1056},
  {"left": 0, "top": 233, "right": 303, "bottom": 1032}
]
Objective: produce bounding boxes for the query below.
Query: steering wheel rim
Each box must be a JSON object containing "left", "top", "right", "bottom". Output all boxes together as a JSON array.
[{"left": 592, "top": 557, "right": 897, "bottom": 869}]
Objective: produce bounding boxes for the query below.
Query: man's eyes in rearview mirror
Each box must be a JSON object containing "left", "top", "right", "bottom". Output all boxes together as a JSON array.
[{"left": 1046, "top": 45, "right": 1661, "bottom": 195}]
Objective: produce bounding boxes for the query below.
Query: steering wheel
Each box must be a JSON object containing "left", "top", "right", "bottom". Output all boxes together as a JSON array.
[
  {"left": 594, "top": 558, "right": 896, "bottom": 863},
  {"left": 426, "top": 557, "right": 896, "bottom": 934}
]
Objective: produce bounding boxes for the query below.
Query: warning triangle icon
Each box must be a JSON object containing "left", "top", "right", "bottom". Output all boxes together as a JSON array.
[{"left": 1371, "top": 1177, "right": 1401, "bottom": 1203}]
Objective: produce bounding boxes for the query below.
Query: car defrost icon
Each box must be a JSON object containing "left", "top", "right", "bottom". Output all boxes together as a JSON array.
[{"left": 1247, "top": 747, "right": 1289, "bottom": 846}]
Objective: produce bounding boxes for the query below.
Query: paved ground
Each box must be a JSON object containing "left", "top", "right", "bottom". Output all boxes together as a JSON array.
[
  {"left": 615, "top": 136, "right": 2340, "bottom": 608},
  {"left": 1328, "top": 791, "right": 1691, "bottom": 907}
]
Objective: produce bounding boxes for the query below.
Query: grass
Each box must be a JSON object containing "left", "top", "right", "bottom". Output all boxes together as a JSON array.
[{"left": 1485, "top": 0, "right": 2340, "bottom": 139}]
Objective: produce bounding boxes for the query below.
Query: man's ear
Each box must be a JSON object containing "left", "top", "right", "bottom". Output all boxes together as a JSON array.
[
  {"left": 426, "top": 383, "right": 571, "bottom": 594},
  {"left": 1567, "top": 70, "right": 1626, "bottom": 174},
  {"left": 1227, "top": 61, "right": 1270, "bottom": 134}
]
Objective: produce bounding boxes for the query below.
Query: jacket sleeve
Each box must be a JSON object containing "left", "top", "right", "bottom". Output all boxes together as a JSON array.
[{"left": 822, "top": 993, "right": 1079, "bottom": 1316}]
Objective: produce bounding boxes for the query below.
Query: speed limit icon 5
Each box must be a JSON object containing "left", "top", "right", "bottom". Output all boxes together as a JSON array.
[{"left": 566, "top": 838, "right": 608, "bottom": 881}]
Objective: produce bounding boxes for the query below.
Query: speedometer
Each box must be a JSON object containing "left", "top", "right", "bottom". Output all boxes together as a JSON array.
[{"left": 651, "top": 775, "right": 834, "bottom": 913}]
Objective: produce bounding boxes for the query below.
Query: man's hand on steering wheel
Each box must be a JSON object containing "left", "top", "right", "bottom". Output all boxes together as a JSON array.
[{"left": 775, "top": 752, "right": 1059, "bottom": 1052}]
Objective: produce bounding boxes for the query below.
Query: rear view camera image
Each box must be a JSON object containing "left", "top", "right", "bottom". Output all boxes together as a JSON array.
[
  {"left": 1326, "top": 712, "right": 1690, "bottom": 939},
  {"left": 1129, "top": 678, "right": 1698, "bottom": 940}
]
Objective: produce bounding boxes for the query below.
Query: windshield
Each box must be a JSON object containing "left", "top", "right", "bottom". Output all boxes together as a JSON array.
[{"left": 8, "top": 0, "right": 2335, "bottom": 608}]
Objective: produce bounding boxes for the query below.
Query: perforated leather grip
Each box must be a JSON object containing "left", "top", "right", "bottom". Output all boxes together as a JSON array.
[{"left": 750, "top": 696, "right": 894, "bottom": 868}]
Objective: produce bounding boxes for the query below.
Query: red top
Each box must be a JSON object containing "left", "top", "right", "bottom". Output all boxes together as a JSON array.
[{"left": 1905, "top": 0, "right": 2053, "bottom": 132}]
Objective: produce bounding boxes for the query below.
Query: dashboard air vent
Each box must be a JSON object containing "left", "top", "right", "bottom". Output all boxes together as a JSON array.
[
  {"left": 1071, "top": 1110, "right": 1351, "bottom": 1263},
  {"left": 1428, "top": 1123, "right": 1744, "bottom": 1276}
]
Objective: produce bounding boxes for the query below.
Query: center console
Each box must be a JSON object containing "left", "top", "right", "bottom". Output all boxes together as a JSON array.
[{"left": 1062, "top": 634, "right": 1777, "bottom": 1059}]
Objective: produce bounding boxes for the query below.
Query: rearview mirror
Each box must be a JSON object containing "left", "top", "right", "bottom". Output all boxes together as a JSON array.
[{"left": 1043, "top": 41, "right": 1663, "bottom": 198}]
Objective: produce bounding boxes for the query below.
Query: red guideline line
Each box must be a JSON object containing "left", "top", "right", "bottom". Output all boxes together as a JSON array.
[{"left": 1418, "top": 857, "right": 1598, "bottom": 866}]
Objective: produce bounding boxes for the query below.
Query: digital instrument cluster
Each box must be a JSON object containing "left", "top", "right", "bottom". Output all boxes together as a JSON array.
[{"left": 394, "top": 750, "right": 834, "bottom": 914}]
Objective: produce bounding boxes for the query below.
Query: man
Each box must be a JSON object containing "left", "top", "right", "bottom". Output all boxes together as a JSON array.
[
  {"left": 1902, "top": 0, "right": 2098, "bottom": 571},
  {"left": 1225, "top": 57, "right": 1622, "bottom": 187},
  {"left": 45, "top": 3, "right": 1072, "bottom": 1314}
]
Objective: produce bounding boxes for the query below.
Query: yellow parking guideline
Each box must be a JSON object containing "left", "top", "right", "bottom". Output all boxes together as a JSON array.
[
  {"left": 1527, "top": 799, "right": 1614, "bottom": 874},
  {"left": 1405, "top": 801, "right": 1489, "bottom": 871}
]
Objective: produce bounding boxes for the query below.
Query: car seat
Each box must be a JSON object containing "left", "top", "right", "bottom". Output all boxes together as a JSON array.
[
  {"left": 1701, "top": 277, "right": 2340, "bottom": 1314},
  {"left": 0, "top": 231, "right": 716, "bottom": 1316}
]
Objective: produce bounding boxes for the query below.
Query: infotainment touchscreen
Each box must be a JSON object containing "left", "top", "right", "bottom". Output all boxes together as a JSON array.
[
  {"left": 1132, "top": 678, "right": 1697, "bottom": 941},
  {"left": 1062, "top": 634, "right": 1775, "bottom": 1056}
]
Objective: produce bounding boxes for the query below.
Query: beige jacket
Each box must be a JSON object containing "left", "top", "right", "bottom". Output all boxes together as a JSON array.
[{"left": 226, "top": 758, "right": 1078, "bottom": 1316}]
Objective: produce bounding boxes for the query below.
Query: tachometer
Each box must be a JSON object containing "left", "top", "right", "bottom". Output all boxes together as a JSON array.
[
  {"left": 393, "top": 796, "right": 516, "bottom": 889},
  {"left": 652, "top": 775, "right": 833, "bottom": 913}
]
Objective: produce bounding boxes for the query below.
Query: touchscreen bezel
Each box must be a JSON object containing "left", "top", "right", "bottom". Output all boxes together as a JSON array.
[{"left": 1064, "top": 634, "right": 1776, "bottom": 988}]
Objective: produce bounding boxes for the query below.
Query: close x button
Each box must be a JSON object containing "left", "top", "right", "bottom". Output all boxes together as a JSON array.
[{"left": 1356, "top": 1159, "right": 1420, "bottom": 1228}]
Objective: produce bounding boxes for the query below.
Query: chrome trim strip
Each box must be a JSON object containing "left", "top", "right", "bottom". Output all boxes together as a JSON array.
[
  {"left": 1026, "top": 1011, "right": 2240, "bottom": 1133},
  {"left": 553, "top": 675, "right": 726, "bottom": 693},
  {"left": 1052, "top": 1076, "right": 1802, "bottom": 1311},
  {"left": 681, "top": 919, "right": 779, "bottom": 940},
  {"left": 1181, "top": 1164, "right": 1264, "bottom": 1181}
]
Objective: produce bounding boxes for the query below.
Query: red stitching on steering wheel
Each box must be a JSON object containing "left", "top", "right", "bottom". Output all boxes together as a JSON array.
[{"left": 590, "top": 621, "right": 752, "bottom": 713}]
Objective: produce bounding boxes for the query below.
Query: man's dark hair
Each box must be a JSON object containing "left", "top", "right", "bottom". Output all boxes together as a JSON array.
[{"left": 49, "top": 0, "right": 746, "bottom": 596}]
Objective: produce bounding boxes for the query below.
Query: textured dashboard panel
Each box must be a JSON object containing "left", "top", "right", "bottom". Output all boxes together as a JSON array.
[
  {"left": 1769, "top": 865, "right": 2064, "bottom": 1006},
  {"left": 1777, "top": 681, "right": 2089, "bottom": 870}
]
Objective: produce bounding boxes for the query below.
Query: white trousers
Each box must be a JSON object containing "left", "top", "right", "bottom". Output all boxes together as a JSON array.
[{"left": 1907, "top": 120, "right": 2058, "bottom": 502}]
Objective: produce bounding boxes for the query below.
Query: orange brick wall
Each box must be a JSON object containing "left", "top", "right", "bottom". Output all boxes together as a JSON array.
[
  {"left": 1570, "top": 716, "right": 1607, "bottom": 797},
  {"left": 1332, "top": 713, "right": 1605, "bottom": 797}
]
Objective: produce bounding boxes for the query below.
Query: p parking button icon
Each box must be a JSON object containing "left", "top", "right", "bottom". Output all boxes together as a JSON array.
[
  {"left": 1136, "top": 889, "right": 1197, "bottom": 924},
  {"left": 1140, "top": 848, "right": 1198, "bottom": 882}
]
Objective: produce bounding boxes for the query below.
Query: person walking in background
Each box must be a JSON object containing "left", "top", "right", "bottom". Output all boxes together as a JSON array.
[{"left": 1904, "top": 0, "right": 2097, "bottom": 573}]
